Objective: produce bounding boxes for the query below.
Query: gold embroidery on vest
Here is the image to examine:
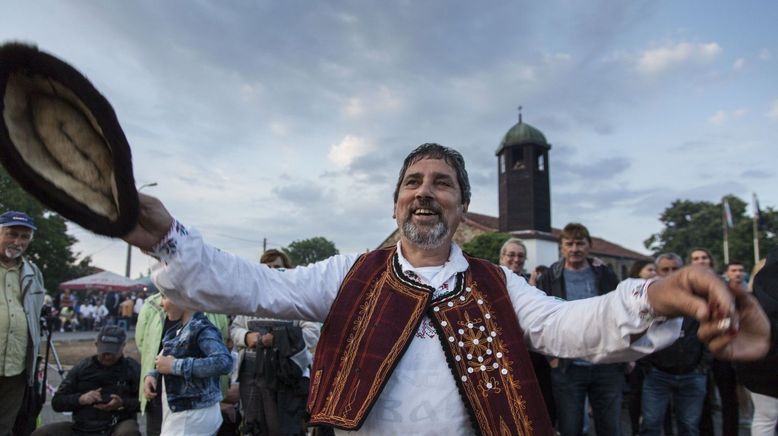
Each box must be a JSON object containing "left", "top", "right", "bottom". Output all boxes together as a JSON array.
[
  {"left": 314, "top": 255, "right": 430, "bottom": 426},
  {"left": 433, "top": 278, "right": 534, "bottom": 435},
  {"left": 310, "top": 369, "right": 322, "bottom": 409}
]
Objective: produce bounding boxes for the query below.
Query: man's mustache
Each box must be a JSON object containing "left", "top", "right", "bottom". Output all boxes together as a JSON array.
[{"left": 409, "top": 199, "right": 442, "bottom": 215}]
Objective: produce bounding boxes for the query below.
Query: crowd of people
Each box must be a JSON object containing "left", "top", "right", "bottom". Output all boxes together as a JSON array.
[
  {"left": 498, "top": 229, "right": 778, "bottom": 436},
  {"left": 43, "top": 290, "right": 148, "bottom": 334},
  {"left": 0, "top": 144, "right": 774, "bottom": 436}
]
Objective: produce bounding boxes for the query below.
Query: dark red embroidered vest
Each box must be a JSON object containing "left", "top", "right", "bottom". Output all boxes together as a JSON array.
[{"left": 307, "top": 247, "right": 553, "bottom": 435}]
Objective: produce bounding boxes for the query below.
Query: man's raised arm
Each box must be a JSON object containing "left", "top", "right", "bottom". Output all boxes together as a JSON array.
[{"left": 122, "top": 194, "right": 356, "bottom": 322}]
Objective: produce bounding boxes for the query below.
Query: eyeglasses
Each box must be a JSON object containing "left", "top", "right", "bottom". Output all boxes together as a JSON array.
[
  {"left": 504, "top": 252, "right": 526, "bottom": 259},
  {"left": 658, "top": 266, "right": 680, "bottom": 273}
]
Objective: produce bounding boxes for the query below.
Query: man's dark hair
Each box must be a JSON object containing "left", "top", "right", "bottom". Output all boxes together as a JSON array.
[
  {"left": 726, "top": 261, "right": 744, "bottom": 270},
  {"left": 393, "top": 143, "right": 471, "bottom": 205},
  {"left": 559, "top": 223, "right": 592, "bottom": 245}
]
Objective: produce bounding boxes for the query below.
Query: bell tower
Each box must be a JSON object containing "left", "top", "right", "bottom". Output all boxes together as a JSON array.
[{"left": 496, "top": 108, "right": 552, "bottom": 233}]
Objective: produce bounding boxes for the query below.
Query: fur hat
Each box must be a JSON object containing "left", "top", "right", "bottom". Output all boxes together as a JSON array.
[{"left": 0, "top": 42, "right": 138, "bottom": 236}]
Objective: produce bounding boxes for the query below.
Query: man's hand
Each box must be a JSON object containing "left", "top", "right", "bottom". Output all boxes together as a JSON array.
[
  {"left": 529, "top": 270, "right": 539, "bottom": 287},
  {"left": 261, "top": 332, "right": 274, "bottom": 348},
  {"left": 246, "top": 332, "right": 260, "bottom": 348},
  {"left": 143, "top": 375, "right": 157, "bottom": 400},
  {"left": 155, "top": 354, "right": 175, "bottom": 374},
  {"left": 93, "top": 394, "right": 123, "bottom": 412},
  {"left": 221, "top": 402, "right": 237, "bottom": 423},
  {"left": 698, "top": 284, "right": 770, "bottom": 361},
  {"left": 121, "top": 193, "right": 174, "bottom": 251},
  {"left": 78, "top": 388, "right": 103, "bottom": 406},
  {"left": 647, "top": 265, "right": 769, "bottom": 361}
]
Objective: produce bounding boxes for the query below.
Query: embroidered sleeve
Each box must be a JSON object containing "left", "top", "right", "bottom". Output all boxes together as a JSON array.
[
  {"left": 145, "top": 220, "right": 189, "bottom": 260},
  {"left": 630, "top": 278, "right": 667, "bottom": 323}
]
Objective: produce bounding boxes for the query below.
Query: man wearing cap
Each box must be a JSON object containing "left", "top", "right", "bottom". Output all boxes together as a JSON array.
[
  {"left": 0, "top": 211, "right": 45, "bottom": 435},
  {"left": 32, "top": 325, "right": 141, "bottom": 436}
]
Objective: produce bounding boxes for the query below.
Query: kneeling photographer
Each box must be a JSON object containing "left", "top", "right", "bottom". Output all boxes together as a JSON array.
[{"left": 32, "top": 325, "right": 141, "bottom": 436}]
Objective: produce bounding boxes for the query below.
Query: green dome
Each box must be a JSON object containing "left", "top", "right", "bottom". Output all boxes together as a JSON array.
[{"left": 496, "top": 120, "right": 550, "bottom": 155}]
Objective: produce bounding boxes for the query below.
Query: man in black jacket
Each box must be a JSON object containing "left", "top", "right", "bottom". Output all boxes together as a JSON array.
[
  {"left": 536, "top": 223, "right": 622, "bottom": 436},
  {"left": 32, "top": 325, "right": 141, "bottom": 436}
]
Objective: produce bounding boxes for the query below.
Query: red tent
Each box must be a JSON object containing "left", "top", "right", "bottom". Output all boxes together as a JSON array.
[{"left": 59, "top": 271, "right": 146, "bottom": 292}]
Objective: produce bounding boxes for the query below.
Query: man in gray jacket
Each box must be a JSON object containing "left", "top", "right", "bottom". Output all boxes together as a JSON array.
[{"left": 0, "top": 211, "right": 45, "bottom": 435}]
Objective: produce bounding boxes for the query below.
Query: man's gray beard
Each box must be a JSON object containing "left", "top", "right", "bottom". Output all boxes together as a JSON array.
[
  {"left": 4, "top": 247, "right": 22, "bottom": 259},
  {"left": 401, "top": 219, "right": 449, "bottom": 249}
]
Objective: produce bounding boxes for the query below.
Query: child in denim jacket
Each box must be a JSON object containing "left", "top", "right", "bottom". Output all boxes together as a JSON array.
[{"left": 144, "top": 295, "right": 232, "bottom": 435}]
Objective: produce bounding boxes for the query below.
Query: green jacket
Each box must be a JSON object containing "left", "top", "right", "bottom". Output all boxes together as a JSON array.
[{"left": 135, "top": 292, "right": 229, "bottom": 412}]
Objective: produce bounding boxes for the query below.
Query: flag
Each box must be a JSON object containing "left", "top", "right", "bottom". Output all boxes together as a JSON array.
[
  {"left": 723, "top": 198, "right": 734, "bottom": 228},
  {"left": 754, "top": 193, "right": 767, "bottom": 230}
]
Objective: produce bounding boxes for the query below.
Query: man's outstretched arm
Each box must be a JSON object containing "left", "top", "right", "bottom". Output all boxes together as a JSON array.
[
  {"left": 512, "top": 265, "right": 769, "bottom": 363},
  {"left": 122, "top": 194, "right": 356, "bottom": 322}
]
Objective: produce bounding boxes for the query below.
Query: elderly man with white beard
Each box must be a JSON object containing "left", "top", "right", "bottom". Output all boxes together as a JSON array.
[
  {"left": 0, "top": 211, "right": 45, "bottom": 436},
  {"left": 124, "top": 143, "right": 769, "bottom": 436}
]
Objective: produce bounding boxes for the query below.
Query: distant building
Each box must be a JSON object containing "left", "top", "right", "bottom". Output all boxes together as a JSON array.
[{"left": 380, "top": 110, "right": 649, "bottom": 278}]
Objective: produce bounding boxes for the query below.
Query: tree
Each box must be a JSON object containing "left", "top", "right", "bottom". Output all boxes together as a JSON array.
[
  {"left": 461, "top": 232, "right": 513, "bottom": 264},
  {"left": 0, "top": 167, "right": 95, "bottom": 291},
  {"left": 644, "top": 194, "right": 777, "bottom": 272},
  {"left": 283, "top": 237, "right": 339, "bottom": 266}
]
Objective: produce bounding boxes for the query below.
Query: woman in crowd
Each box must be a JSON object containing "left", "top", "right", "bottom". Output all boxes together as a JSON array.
[
  {"left": 498, "top": 238, "right": 555, "bottom": 426},
  {"left": 230, "top": 249, "right": 320, "bottom": 436},
  {"left": 628, "top": 259, "right": 657, "bottom": 280},
  {"left": 688, "top": 247, "right": 715, "bottom": 269}
]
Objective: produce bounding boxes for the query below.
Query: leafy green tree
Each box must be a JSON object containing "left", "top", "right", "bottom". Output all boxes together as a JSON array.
[
  {"left": 0, "top": 167, "right": 94, "bottom": 291},
  {"left": 462, "top": 232, "right": 513, "bottom": 264},
  {"left": 283, "top": 237, "right": 339, "bottom": 266},
  {"left": 644, "top": 194, "right": 777, "bottom": 272}
]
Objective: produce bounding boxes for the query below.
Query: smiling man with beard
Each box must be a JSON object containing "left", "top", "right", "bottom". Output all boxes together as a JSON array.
[
  {"left": 123, "top": 143, "right": 769, "bottom": 436},
  {"left": 0, "top": 211, "right": 45, "bottom": 436}
]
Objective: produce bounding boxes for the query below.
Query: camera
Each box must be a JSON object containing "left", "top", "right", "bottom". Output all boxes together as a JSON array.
[
  {"left": 95, "top": 391, "right": 113, "bottom": 404},
  {"left": 40, "top": 304, "right": 58, "bottom": 332}
]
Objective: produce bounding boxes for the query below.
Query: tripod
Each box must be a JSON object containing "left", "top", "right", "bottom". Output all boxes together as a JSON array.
[
  {"left": 12, "top": 308, "right": 67, "bottom": 435},
  {"left": 40, "top": 311, "right": 65, "bottom": 391}
]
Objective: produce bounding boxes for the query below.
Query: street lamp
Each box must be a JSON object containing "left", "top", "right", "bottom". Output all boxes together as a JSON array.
[{"left": 125, "top": 182, "right": 158, "bottom": 277}]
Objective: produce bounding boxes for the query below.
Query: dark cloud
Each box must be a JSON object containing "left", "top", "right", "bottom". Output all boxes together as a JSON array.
[
  {"left": 553, "top": 153, "right": 631, "bottom": 186},
  {"left": 272, "top": 183, "right": 329, "bottom": 205},
  {"left": 741, "top": 169, "right": 771, "bottom": 179}
]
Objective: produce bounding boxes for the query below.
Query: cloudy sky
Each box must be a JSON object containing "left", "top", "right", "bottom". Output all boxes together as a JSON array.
[{"left": 2, "top": 1, "right": 777, "bottom": 276}]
